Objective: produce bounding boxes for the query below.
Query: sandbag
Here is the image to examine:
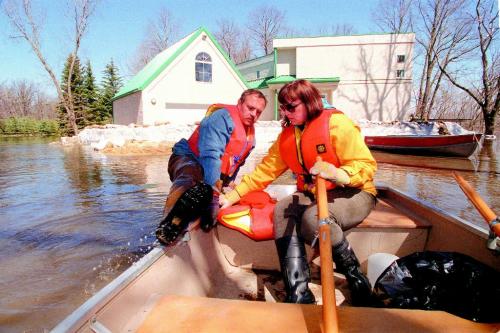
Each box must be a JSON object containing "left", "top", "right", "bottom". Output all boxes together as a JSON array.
[{"left": 373, "top": 251, "right": 500, "bottom": 323}]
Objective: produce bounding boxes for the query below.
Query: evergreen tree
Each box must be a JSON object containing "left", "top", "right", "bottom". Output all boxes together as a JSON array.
[
  {"left": 82, "top": 60, "right": 99, "bottom": 123},
  {"left": 58, "top": 54, "right": 85, "bottom": 134},
  {"left": 96, "top": 59, "right": 122, "bottom": 124}
]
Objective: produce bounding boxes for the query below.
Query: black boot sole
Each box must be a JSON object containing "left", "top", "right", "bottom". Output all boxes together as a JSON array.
[{"left": 156, "top": 182, "right": 212, "bottom": 246}]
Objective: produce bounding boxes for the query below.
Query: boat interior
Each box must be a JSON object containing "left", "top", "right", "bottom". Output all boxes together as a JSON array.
[{"left": 54, "top": 185, "right": 500, "bottom": 333}]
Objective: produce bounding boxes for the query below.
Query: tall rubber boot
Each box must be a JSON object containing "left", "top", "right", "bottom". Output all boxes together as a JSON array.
[
  {"left": 275, "top": 236, "right": 316, "bottom": 304},
  {"left": 156, "top": 182, "right": 212, "bottom": 246},
  {"left": 333, "top": 237, "right": 373, "bottom": 306}
]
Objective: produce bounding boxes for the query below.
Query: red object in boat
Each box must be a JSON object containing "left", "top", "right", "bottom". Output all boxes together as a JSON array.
[{"left": 364, "top": 134, "right": 482, "bottom": 157}]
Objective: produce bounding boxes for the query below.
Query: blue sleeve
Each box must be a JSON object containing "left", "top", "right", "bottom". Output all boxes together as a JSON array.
[{"left": 198, "top": 109, "right": 234, "bottom": 186}]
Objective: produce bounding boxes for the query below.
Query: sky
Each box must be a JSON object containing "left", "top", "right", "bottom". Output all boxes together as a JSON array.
[{"left": 0, "top": 0, "right": 381, "bottom": 96}]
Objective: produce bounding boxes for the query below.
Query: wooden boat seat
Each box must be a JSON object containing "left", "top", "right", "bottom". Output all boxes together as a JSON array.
[
  {"left": 356, "top": 199, "right": 431, "bottom": 229},
  {"left": 138, "top": 294, "right": 500, "bottom": 333},
  {"left": 216, "top": 198, "right": 432, "bottom": 271}
]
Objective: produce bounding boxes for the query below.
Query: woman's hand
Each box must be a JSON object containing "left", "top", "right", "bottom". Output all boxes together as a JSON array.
[
  {"left": 309, "top": 161, "right": 350, "bottom": 185},
  {"left": 219, "top": 188, "right": 241, "bottom": 209}
]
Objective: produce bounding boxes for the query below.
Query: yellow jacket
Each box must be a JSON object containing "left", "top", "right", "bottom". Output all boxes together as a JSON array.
[{"left": 225, "top": 113, "right": 377, "bottom": 204}]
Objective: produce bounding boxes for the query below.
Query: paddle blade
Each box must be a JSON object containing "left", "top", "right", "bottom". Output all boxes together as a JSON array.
[{"left": 452, "top": 172, "right": 500, "bottom": 237}]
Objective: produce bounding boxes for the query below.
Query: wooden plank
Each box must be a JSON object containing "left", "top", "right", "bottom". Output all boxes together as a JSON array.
[
  {"left": 138, "top": 295, "right": 500, "bottom": 333},
  {"left": 358, "top": 199, "right": 431, "bottom": 229}
]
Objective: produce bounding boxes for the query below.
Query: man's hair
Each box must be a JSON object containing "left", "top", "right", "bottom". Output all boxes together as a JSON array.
[
  {"left": 278, "top": 79, "right": 323, "bottom": 127},
  {"left": 239, "top": 89, "right": 267, "bottom": 106}
]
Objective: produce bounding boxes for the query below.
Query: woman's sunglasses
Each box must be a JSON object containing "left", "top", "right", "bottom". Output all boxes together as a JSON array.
[{"left": 280, "top": 101, "right": 302, "bottom": 113}]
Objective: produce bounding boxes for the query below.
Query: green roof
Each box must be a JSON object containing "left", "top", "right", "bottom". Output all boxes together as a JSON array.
[
  {"left": 247, "top": 77, "right": 271, "bottom": 89},
  {"left": 265, "top": 75, "right": 340, "bottom": 85},
  {"left": 114, "top": 27, "right": 249, "bottom": 100}
]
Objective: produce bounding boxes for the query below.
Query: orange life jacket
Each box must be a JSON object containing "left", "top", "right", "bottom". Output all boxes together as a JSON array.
[
  {"left": 279, "top": 109, "right": 343, "bottom": 191},
  {"left": 187, "top": 104, "right": 255, "bottom": 184},
  {"left": 217, "top": 190, "right": 276, "bottom": 241}
]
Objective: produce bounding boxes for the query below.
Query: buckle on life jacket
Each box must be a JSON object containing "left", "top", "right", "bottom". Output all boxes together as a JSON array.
[{"left": 217, "top": 190, "right": 276, "bottom": 241}]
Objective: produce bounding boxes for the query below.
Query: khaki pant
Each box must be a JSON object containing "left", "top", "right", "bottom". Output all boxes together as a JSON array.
[{"left": 273, "top": 187, "right": 376, "bottom": 246}]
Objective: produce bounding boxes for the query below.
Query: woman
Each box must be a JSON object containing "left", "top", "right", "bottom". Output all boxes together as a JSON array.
[{"left": 220, "top": 80, "right": 377, "bottom": 306}]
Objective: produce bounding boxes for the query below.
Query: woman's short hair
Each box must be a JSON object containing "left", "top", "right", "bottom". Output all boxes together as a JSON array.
[{"left": 278, "top": 80, "right": 323, "bottom": 126}]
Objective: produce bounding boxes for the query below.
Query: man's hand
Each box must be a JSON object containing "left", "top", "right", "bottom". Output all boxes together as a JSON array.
[
  {"left": 309, "top": 161, "right": 350, "bottom": 185},
  {"left": 222, "top": 181, "right": 236, "bottom": 194},
  {"left": 200, "top": 192, "right": 220, "bottom": 232}
]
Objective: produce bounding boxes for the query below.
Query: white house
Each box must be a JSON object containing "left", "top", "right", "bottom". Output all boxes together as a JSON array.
[
  {"left": 238, "top": 33, "right": 415, "bottom": 122},
  {"left": 113, "top": 28, "right": 414, "bottom": 125},
  {"left": 112, "top": 27, "right": 262, "bottom": 125}
]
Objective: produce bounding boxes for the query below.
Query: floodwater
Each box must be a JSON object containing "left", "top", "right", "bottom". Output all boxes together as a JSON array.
[{"left": 0, "top": 136, "right": 499, "bottom": 332}]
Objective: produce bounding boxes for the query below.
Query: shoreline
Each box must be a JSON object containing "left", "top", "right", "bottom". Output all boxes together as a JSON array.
[{"left": 60, "top": 120, "right": 482, "bottom": 156}]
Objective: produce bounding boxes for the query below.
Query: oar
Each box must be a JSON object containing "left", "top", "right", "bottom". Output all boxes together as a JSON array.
[
  {"left": 316, "top": 158, "right": 339, "bottom": 333},
  {"left": 452, "top": 172, "right": 500, "bottom": 237}
]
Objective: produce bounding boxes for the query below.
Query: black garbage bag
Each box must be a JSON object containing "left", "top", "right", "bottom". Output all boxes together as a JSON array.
[{"left": 373, "top": 251, "right": 500, "bottom": 323}]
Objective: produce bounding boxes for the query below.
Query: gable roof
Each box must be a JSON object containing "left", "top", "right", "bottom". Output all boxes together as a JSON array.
[
  {"left": 251, "top": 75, "right": 340, "bottom": 88},
  {"left": 114, "top": 27, "right": 249, "bottom": 100}
]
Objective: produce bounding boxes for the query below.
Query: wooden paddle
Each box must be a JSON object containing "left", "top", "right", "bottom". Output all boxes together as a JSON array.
[
  {"left": 316, "top": 158, "right": 339, "bottom": 333},
  {"left": 452, "top": 172, "right": 500, "bottom": 237}
]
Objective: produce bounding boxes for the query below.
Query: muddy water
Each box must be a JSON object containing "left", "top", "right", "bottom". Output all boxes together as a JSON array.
[{"left": 0, "top": 137, "right": 498, "bottom": 332}]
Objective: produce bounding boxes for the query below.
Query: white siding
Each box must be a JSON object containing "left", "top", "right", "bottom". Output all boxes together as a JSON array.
[
  {"left": 143, "top": 35, "right": 247, "bottom": 125},
  {"left": 113, "top": 92, "right": 143, "bottom": 125}
]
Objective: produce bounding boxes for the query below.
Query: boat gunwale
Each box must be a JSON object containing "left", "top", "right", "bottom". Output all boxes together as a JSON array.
[
  {"left": 376, "top": 183, "right": 489, "bottom": 239},
  {"left": 50, "top": 247, "right": 165, "bottom": 333}
]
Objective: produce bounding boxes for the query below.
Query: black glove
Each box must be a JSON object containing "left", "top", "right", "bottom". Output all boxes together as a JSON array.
[{"left": 200, "top": 192, "right": 220, "bottom": 232}]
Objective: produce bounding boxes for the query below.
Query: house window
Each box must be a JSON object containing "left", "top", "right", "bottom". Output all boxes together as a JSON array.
[
  {"left": 397, "top": 54, "right": 406, "bottom": 63},
  {"left": 256, "top": 70, "right": 260, "bottom": 79},
  {"left": 396, "top": 69, "right": 405, "bottom": 78},
  {"left": 195, "top": 52, "right": 212, "bottom": 82}
]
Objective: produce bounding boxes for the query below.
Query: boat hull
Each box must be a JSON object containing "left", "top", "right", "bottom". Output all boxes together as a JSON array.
[
  {"left": 365, "top": 134, "right": 482, "bottom": 157},
  {"left": 51, "top": 185, "right": 500, "bottom": 333}
]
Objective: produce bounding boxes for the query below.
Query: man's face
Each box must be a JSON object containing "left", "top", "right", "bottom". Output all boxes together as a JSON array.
[{"left": 237, "top": 94, "right": 266, "bottom": 127}]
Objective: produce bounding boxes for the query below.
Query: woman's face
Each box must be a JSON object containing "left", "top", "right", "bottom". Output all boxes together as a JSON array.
[{"left": 280, "top": 99, "right": 308, "bottom": 126}]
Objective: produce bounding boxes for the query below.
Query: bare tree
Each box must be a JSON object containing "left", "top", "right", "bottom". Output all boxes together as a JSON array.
[
  {"left": 214, "top": 19, "right": 241, "bottom": 60},
  {"left": 214, "top": 19, "right": 253, "bottom": 64},
  {"left": 410, "top": 0, "right": 470, "bottom": 120},
  {"left": 233, "top": 36, "right": 253, "bottom": 64},
  {"left": 373, "top": 0, "right": 413, "bottom": 33},
  {"left": 318, "top": 23, "right": 357, "bottom": 36},
  {"left": 437, "top": 0, "right": 500, "bottom": 135},
  {"left": 2, "top": 0, "right": 98, "bottom": 135},
  {"left": 0, "top": 80, "right": 56, "bottom": 119},
  {"left": 247, "top": 5, "right": 286, "bottom": 56},
  {"left": 129, "top": 8, "right": 179, "bottom": 74}
]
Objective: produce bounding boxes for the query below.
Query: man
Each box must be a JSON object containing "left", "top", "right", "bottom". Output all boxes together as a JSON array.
[{"left": 156, "top": 89, "right": 267, "bottom": 246}]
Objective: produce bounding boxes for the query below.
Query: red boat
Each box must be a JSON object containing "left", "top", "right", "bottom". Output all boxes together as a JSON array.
[{"left": 364, "top": 133, "right": 483, "bottom": 158}]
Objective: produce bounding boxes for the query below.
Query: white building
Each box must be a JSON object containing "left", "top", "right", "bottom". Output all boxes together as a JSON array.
[
  {"left": 239, "top": 33, "right": 415, "bottom": 122},
  {"left": 112, "top": 27, "right": 253, "bottom": 125},
  {"left": 113, "top": 28, "right": 414, "bottom": 125}
]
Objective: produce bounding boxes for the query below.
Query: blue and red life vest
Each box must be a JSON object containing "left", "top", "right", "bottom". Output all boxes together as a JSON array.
[{"left": 187, "top": 104, "right": 255, "bottom": 184}]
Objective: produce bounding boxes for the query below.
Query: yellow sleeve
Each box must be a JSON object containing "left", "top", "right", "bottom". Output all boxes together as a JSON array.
[
  {"left": 230, "top": 134, "right": 289, "bottom": 200},
  {"left": 330, "top": 114, "right": 377, "bottom": 189}
]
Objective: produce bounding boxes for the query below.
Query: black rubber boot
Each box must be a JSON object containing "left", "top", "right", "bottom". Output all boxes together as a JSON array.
[
  {"left": 333, "top": 238, "right": 373, "bottom": 306},
  {"left": 275, "top": 236, "right": 316, "bottom": 304},
  {"left": 156, "top": 182, "right": 212, "bottom": 246}
]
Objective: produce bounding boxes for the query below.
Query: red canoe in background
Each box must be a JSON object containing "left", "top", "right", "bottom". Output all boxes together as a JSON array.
[{"left": 364, "top": 133, "right": 483, "bottom": 158}]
